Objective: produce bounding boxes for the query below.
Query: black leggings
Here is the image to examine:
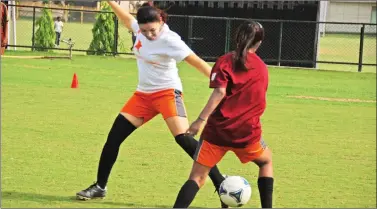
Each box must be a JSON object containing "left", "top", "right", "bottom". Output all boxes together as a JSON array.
[{"left": 96, "top": 114, "right": 224, "bottom": 189}]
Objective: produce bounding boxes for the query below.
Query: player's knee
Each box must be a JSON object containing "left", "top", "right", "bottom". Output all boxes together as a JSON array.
[
  {"left": 175, "top": 134, "right": 197, "bottom": 147},
  {"left": 254, "top": 148, "right": 272, "bottom": 168},
  {"left": 255, "top": 160, "right": 272, "bottom": 170},
  {"left": 104, "top": 132, "right": 123, "bottom": 148},
  {"left": 174, "top": 134, "right": 185, "bottom": 145},
  {"left": 105, "top": 114, "right": 136, "bottom": 147},
  {"left": 189, "top": 175, "right": 207, "bottom": 188},
  {"left": 174, "top": 134, "right": 198, "bottom": 156}
]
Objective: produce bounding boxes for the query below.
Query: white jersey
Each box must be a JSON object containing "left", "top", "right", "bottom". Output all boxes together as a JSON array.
[
  {"left": 54, "top": 21, "right": 64, "bottom": 33},
  {"left": 130, "top": 19, "right": 193, "bottom": 93}
]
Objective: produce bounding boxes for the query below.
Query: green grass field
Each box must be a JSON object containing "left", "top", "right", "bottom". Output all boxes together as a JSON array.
[
  {"left": 8, "top": 19, "right": 377, "bottom": 73},
  {"left": 1, "top": 52, "right": 376, "bottom": 208}
]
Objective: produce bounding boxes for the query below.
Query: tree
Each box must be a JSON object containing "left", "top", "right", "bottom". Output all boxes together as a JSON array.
[
  {"left": 87, "top": 2, "right": 115, "bottom": 55},
  {"left": 34, "top": 4, "right": 55, "bottom": 51}
]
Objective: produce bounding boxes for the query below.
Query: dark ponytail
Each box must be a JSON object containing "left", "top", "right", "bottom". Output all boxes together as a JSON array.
[
  {"left": 137, "top": 2, "right": 168, "bottom": 24},
  {"left": 233, "top": 20, "right": 264, "bottom": 71}
]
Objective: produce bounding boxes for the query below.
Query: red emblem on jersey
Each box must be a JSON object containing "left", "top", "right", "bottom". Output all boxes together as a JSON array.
[{"left": 135, "top": 40, "right": 142, "bottom": 51}]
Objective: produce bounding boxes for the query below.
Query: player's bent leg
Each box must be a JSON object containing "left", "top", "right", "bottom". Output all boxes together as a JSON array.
[
  {"left": 96, "top": 113, "right": 143, "bottom": 187},
  {"left": 76, "top": 113, "right": 141, "bottom": 200},
  {"left": 158, "top": 89, "right": 227, "bottom": 207},
  {"left": 166, "top": 116, "right": 225, "bottom": 185},
  {"left": 173, "top": 161, "right": 212, "bottom": 208},
  {"left": 253, "top": 147, "right": 273, "bottom": 178},
  {"left": 253, "top": 147, "right": 274, "bottom": 208},
  {"left": 165, "top": 117, "right": 228, "bottom": 208}
]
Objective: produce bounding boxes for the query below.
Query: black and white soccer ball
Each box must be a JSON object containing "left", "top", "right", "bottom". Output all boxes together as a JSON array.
[{"left": 219, "top": 176, "right": 252, "bottom": 207}]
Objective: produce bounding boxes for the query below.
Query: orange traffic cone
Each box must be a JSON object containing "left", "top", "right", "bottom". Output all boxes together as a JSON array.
[{"left": 71, "top": 73, "right": 78, "bottom": 88}]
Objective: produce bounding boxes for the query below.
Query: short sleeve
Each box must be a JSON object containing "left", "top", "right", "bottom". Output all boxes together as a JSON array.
[
  {"left": 130, "top": 19, "right": 139, "bottom": 34},
  {"left": 209, "top": 58, "right": 229, "bottom": 88},
  {"left": 165, "top": 34, "right": 193, "bottom": 62}
]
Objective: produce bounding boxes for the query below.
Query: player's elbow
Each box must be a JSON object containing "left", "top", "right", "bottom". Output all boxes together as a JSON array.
[{"left": 214, "top": 88, "right": 226, "bottom": 98}]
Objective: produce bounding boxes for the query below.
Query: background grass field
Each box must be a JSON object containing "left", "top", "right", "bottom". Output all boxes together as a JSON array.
[
  {"left": 1, "top": 52, "right": 376, "bottom": 208},
  {"left": 8, "top": 19, "right": 377, "bottom": 73}
]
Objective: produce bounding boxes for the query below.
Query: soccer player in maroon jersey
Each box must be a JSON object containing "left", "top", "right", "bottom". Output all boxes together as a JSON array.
[{"left": 173, "top": 20, "right": 274, "bottom": 208}]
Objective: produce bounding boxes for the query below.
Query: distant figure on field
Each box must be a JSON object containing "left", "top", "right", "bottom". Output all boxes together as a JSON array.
[{"left": 54, "top": 16, "right": 64, "bottom": 47}]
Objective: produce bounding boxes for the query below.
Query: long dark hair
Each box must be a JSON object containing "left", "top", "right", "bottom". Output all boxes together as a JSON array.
[
  {"left": 137, "top": 2, "right": 168, "bottom": 24},
  {"left": 234, "top": 20, "right": 265, "bottom": 71}
]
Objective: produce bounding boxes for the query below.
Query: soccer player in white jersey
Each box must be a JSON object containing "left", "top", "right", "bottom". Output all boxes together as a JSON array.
[{"left": 76, "top": 1, "right": 228, "bottom": 207}]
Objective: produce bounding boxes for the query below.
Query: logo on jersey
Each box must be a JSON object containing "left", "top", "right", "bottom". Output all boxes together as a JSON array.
[
  {"left": 211, "top": 73, "right": 217, "bottom": 81},
  {"left": 135, "top": 40, "right": 142, "bottom": 52}
]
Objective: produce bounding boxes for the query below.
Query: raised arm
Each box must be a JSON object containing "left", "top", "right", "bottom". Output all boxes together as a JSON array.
[{"left": 108, "top": 1, "right": 137, "bottom": 31}]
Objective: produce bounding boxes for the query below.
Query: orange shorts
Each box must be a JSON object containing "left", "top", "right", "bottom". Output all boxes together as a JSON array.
[
  {"left": 121, "top": 89, "right": 187, "bottom": 124},
  {"left": 194, "top": 138, "right": 267, "bottom": 168}
]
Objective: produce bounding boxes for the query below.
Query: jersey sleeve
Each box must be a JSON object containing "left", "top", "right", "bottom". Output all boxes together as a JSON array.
[
  {"left": 130, "top": 19, "right": 139, "bottom": 34},
  {"left": 209, "top": 57, "right": 229, "bottom": 88},
  {"left": 165, "top": 34, "right": 193, "bottom": 62}
]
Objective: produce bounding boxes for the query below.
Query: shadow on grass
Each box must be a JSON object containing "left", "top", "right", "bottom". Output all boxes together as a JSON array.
[{"left": 1, "top": 191, "right": 204, "bottom": 208}]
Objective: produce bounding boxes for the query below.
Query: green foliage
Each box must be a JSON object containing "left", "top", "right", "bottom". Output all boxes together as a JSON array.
[
  {"left": 87, "top": 2, "right": 115, "bottom": 55},
  {"left": 118, "top": 35, "right": 128, "bottom": 53},
  {"left": 34, "top": 7, "right": 55, "bottom": 51}
]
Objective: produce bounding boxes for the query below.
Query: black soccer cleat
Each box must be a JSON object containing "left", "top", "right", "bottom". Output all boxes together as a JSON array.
[{"left": 76, "top": 183, "right": 107, "bottom": 200}]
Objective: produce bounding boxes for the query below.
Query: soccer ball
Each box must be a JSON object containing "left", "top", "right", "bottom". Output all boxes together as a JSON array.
[{"left": 219, "top": 176, "right": 252, "bottom": 207}]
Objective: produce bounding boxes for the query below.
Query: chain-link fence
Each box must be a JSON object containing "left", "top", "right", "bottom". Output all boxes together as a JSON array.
[
  {"left": 166, "top": 15, "right": 376, "bottom": 71},
  {"left": 5, "top": 4, "right": 377, "bottom": 72},
  {"left": 317, "top": 22, "right": 376, "bottom": 72}
]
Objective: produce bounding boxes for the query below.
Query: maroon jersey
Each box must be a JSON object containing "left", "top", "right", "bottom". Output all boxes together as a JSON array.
[{"left": 201, "top": 52, "right": 269, "bottom": 148}]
